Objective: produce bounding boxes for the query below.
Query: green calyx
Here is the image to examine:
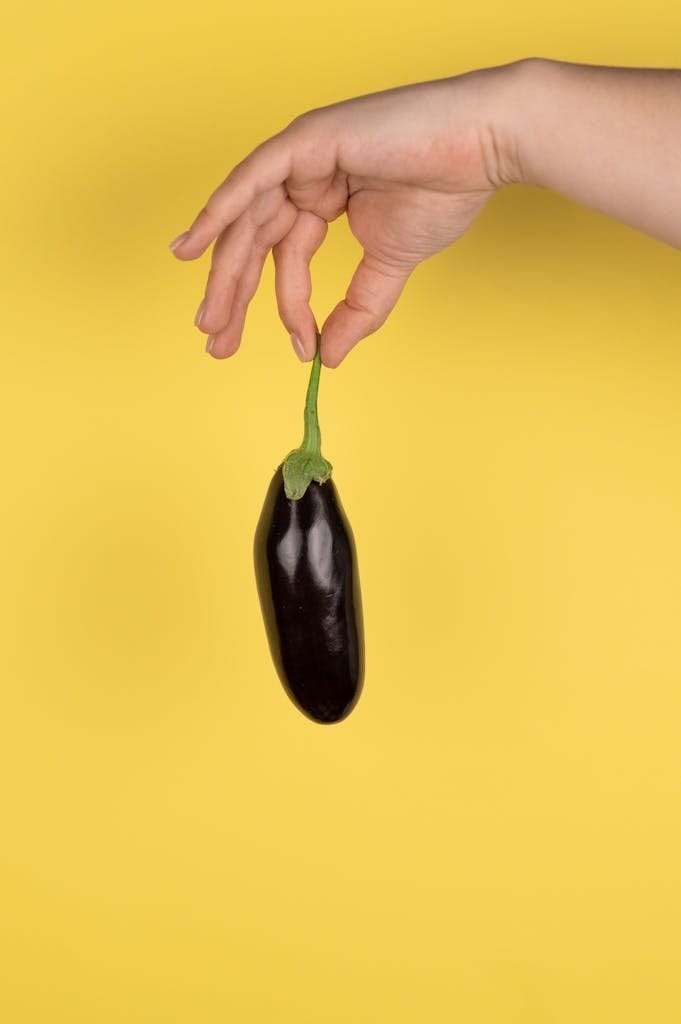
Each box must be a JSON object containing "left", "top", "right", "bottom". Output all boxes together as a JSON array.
[{"left": 282, "top": 333, "right": 332, "bottom": 500}]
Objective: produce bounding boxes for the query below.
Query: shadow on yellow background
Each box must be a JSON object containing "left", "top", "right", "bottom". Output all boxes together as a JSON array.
[{"left": 2, "top": 2, "right": 681, "bottom": 1022}]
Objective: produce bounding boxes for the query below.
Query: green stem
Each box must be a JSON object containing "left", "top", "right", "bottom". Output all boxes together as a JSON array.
[
  {"left": 301, "top": 339, "right": 323, "bottom": 455},
  {"left": 282, "top": 333, "right": 333, "bottom": 499}
]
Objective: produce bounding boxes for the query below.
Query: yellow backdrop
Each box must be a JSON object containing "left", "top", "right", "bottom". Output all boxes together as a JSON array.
[{"left": 2, "top": 1, "right": 681, "bottom": 1021}]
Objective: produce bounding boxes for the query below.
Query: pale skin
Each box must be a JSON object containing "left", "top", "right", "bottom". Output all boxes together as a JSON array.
[{"left": 169, "top": 57, "right": 681, "bottom": 367}]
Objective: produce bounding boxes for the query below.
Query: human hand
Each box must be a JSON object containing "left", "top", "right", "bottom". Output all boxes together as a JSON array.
[{"left": 169, "top": 63, "right": 521, "bottom": 366}]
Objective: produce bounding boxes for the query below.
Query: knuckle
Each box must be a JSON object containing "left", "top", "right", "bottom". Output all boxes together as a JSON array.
[
  {"left": 345, "top": 289, "right": 386, "bottom": 330},
  {"left": 275, "top": 297, "right": 295, "bottom": 330},
  {"left": 272, "top": 232, "right": 294, "bottom": 259},
  {"left": 347, "top": 306, "right": 383, "bottom": 334},
  {"left": 198, "top": 200, "right": 217, "bottom": 226},
  {"left": 287, "top": 108, "right": 316, "bottom": 133}
]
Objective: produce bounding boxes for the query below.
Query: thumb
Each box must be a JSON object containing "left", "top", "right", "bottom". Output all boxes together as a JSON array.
[{"left": 320, "top": 254, "right": 411, "bottom": 368}]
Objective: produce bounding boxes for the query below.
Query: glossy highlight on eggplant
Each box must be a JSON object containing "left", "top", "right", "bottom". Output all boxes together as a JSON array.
[{"left": 254, "top": 468, "right": 364, "bottom": 724}]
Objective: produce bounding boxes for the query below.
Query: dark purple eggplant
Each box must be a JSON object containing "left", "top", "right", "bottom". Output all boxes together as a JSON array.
[{"left": 254, "top": 335, "right": 364, "bottom": 724}]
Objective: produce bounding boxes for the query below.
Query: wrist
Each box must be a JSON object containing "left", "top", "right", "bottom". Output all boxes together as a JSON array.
[{"left": 482, "top": 57, "right": 555, "bottom": 188}]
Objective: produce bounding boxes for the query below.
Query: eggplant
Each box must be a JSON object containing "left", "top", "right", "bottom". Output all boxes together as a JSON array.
[{"left": 254, "top": 336, "right": 364, "bottom": 724}]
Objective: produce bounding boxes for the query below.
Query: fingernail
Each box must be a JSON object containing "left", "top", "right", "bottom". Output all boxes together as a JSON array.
[
  {"left": 169, "top": 231, "right": 190, "bottom": 252},
  {"left": 206, "top": 335, "right": 215, "bottom": 353},
  {"left": 290, "top": 333, "right": 306, "bottom": 361},
  {"left": 194, "top": 299, "right": 206, "bottom": 327}
]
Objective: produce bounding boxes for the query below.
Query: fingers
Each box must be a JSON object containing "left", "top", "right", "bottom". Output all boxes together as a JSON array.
[
  {"left": 206, "top": 247, "right": 268, "bottom": 359},
  {"left": 199, "top": 185, "right": 289, "bottom": 339},
  {"left": 170, "top": 134, "right": 294, "bottom": 260},
  {"left": 206, "top": 197, "right": 298, "bottom": 358},
  {"left": 273, "top": 211, "right": 328, "bottom": 360},
  {"left": 197, "top": 216, "right": 256, "bottom": 338},
  {"left": 320, "top": 255, "right": 411, "bottom": 367}
]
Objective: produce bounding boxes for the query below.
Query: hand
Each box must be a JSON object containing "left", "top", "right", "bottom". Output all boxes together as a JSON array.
[
  {"left": 171, "top": 59, "right": 681, "bottom": 366},
  {"left": 169, "top": 64, "right": 519, "bottom": 366}
]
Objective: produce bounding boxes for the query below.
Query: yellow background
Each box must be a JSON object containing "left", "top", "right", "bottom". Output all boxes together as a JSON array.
[{"left": 2, "top": 2, "right": 681, "bottom": 1021}]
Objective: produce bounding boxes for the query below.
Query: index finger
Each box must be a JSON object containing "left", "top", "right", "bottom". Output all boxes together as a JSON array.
[{"left": 169, "top": 132, "right": 294, "bottom": 259}]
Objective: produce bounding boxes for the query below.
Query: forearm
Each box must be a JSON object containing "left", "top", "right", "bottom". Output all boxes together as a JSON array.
[{"left": 500, "top": 58, "right": 681, "bottom": 248}]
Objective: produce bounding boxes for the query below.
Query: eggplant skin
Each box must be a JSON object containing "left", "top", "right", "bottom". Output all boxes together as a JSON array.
[{"left": 254, "top": 467, "right": 364, "bottom": 724}]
